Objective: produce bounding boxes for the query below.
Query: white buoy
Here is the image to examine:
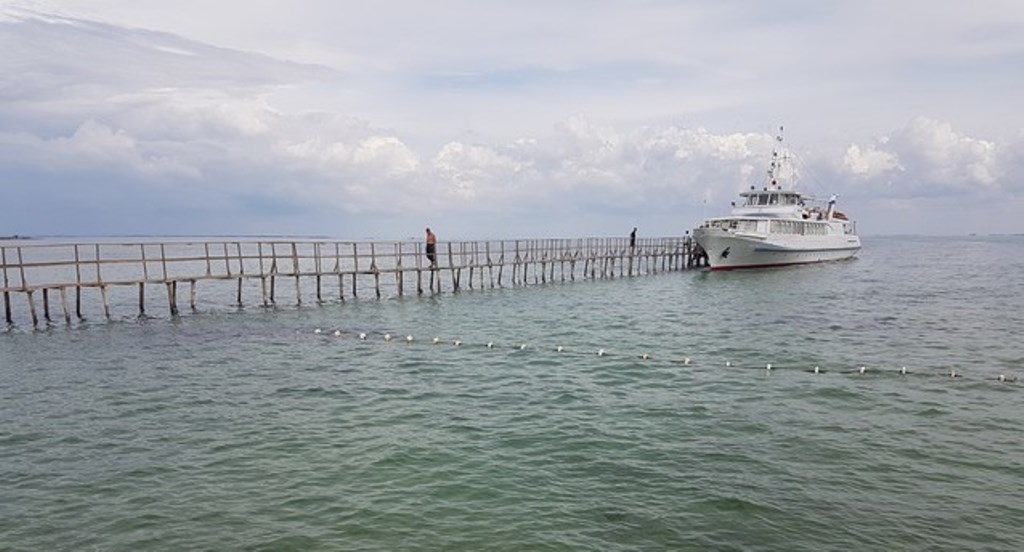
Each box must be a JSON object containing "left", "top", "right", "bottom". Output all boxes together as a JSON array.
[
  {"left": 314, "top": 328, "right": 322, "bottom": 334},
  {"left": 859, "top": 366, "right": 866, "bottom": 374},
  {"left": 597, "top": 349, "right": 606, "bottom": 357},
  {"left": 683, "top": 357, "right": 692, "bottom": 366},
  {"left": 487, "top": 342, "right": 494, "bottom": 348},
  {"left": 900, "top": 366, "right": 907, "bottom": 375},
  {"left": 384, "top": 333, "right": 392, "bottom": 342},
  {"left": 950, "top": 370, "right": 960, "bottom": 378},
  {"left": 640, "top": 353, "right": 651, "bottom": 360},
  {"left": 432, "top": 337, "right": 440, "bottom": 345},
  {"left": 359, "top": 332, "right": 367, "bottom": 340},
  {"left": 813, "top": 365, "right": 821, "bottom": 374},
  {"left": 766, "top": 363, "right": 772, "bottom": 371},
  {"left": 334, "top": 330, "right": 342, "bottom": 337},
  {"left": 998, "top": 374, "right": 1006, "bottom": 382},
  {"left": 725, "top": 360, "right": 731, "bottom": 367},
  {"left": 453, "top": 340, "right": 462, "bottom": 346},
  {"left": 406, "top": 335, "right": 414, "bottom": 342},
  {"left": 519, "top": 344, "right": 527, "bottom": 350},
  {"left": 556, "top": 345, "right": 564, "bottom": 353}
]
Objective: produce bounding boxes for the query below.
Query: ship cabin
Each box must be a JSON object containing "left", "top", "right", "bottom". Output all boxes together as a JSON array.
[{"left": 738, "top": 189, "right": 804, "bottom": 208}]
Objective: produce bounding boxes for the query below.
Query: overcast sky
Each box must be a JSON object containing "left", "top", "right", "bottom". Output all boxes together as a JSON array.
[{"left": 2, "top": 0, "right": 1022, "bottom": 239}]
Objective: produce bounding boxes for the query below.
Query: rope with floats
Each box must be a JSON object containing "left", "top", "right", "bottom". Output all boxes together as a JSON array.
[{"left": 310, "top": 327, "right": 1019, "bottom": 384}]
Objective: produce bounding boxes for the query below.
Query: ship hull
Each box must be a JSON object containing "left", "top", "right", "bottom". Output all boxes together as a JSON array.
[{"left": 693, "top": 228, "right": 861, "bottom": 271}]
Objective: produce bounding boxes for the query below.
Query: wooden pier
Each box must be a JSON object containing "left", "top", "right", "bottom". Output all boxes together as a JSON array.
[{"left": 1, "top": 237, "right": 705, "bottom": 327}]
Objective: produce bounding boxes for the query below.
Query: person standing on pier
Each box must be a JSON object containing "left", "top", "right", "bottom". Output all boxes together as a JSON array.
[
  {"left": 630, "top": 227, "right": 637, "bottom": 251},
  {"left": 425, "top": 228, "right": 437, "bottom": 267}
]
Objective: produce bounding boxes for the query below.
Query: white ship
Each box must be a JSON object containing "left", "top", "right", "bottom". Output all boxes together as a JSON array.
[{"left": 693, "top": 129, "right": 861, "bottom": 270}]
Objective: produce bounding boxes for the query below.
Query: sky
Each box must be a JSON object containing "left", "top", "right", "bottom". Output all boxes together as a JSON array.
[{"left": 1, "top": 0, "right": 1023, "bottom": 239}]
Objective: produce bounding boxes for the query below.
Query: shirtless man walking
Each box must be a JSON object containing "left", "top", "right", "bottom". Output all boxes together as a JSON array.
[{"left": 425, "top": 228, "right": 437, "bottom": 267}]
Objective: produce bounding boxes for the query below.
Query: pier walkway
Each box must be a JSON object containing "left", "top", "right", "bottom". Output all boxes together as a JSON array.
[{"left": 1, "top": 237, "right": 705, "bottom": 327}]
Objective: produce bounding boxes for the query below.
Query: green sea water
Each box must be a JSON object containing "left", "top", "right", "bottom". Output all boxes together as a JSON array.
[{"left": 2, "top": 236, "right": 1023, "bottom": 550}]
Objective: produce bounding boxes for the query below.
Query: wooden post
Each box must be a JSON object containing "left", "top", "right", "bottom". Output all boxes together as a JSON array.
[
  {"left": 223, "top": 243, "right": 232, "bottom": 277},
  {"left": 75, "top": 245, "right": 83, "bottom": 319},
  {"left": 315, "top": 243, "right": 323, "bottom": 302},
  {"left": 513, "top": 241, "right": 521, "bottom": 286},
  {"left": 17, "top": 248, "right": 38, "bottom": 327},
  {"left": 335, "top": 243, "right": 344, "bottom": 302},
  {"left": 26, "top": 290, "right": 38, "bottom": 327},
  {"left": 560, "top": 243, "right": 566, "bottom": 283},
  {"left": 100, "top": 285, "right": 111, "bottom": 320},
  {"left": 487, "top": 242, "right": 495, "bottom": 289},
  {"left": 448, "top": 243, "right": 457, "bottom": 292},
  {"left": 259, "top": 243, "right": 269, "bottom": 307},
  {"left": 497, "top": 242, "right": 505, "bottom": 287},
  {"left": 138, "top": 282, "right": 146, "bottom": 316},
  {"left": 269, "top": 243, "right": 278, "bottom": 305},
  {"left": 42, "top": 288, "right": 51, "bottom": 322},
  {"left": 292, "top": 242, "right": 301, "bottom": 305},
  {"left": 370, "top": 242, "right": 381, "bottom": 299},
  {"left": 167, "top": 281, "right": 179, "bottom": 316},
  {"left": 189, "top": 280, "right": 197, "bottom": 311},
  {"left": 92, "top": 245, "right": 110, "bottom": 320},
  {"left": 550, "top": 245, "right": 556, "bottom": 282},
  {"left": 396, "top": 243, "right": 404, "bottom": 297},
  {"left": 140, "top": 244, "right": 149, "bottom": 281},
  {"left": 235, "top": 242, "right": 244, "bottom": 306},
  {"left": 2, "top": 247, "right": 11, "bottom": 325},
  {"left": 60, "top": 286, "right": 71, "bottom": 324},
  {"left": 352, "top": 243, "right": 358, "bottom": 298},
  {"left": 159, "top": 243, "right": 168, "bottom": 280}
]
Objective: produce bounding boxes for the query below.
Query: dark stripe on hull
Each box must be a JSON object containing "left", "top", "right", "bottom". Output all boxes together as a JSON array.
[{"left": 708, "top": 257, "right": 855, "bottom": 271}]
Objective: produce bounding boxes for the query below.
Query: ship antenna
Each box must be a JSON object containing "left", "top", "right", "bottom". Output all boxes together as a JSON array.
[{"left": 769, "top": 126, "right": 791, "bottom": 190}]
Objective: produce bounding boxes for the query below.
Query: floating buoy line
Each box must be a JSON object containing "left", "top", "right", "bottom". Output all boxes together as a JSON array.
[{"left": 309, "top": 327, "right": 1020, "bottom": 384}]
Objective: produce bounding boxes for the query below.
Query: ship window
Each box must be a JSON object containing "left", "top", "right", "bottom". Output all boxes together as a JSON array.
[
  {"left": 757, "top": 194, "right": 768, "bottom": 206},
  {"left": 769, "top": 194, "right": 779, "bottom": 205}
]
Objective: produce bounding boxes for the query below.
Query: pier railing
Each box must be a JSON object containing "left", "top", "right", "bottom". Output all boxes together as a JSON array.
[{"left": 1, "top": 237, "right": 702, "bottom": 326}]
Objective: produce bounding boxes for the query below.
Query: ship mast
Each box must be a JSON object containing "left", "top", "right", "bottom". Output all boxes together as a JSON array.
[{"left": 766, "top": 126, "right": 787, "bottom": 190}]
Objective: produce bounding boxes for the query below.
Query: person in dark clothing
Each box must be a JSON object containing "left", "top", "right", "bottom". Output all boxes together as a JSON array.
[
  {"left": 425, "top": 228, "right": 437, "bottom": 267},
  {"left": 629, "top": 227, "right": 637, "bottom": 250}
]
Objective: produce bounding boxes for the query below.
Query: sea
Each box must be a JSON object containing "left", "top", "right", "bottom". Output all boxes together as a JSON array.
[{"left": 2, "top": 235, "right": 1023, "bottom": 551}]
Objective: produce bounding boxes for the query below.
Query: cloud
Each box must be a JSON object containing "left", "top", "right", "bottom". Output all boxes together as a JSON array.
[
  {"left": 2, "top": 3, "right": 1024, "bottom": 237},
  {"left": 843, "top": 143, "right": 901, "bottom": 178},
  {"left": 0, "top": 119, "right": 202, "bottom": 178},
  {"left": 840, "top": 117, "right": 1007, "bottom": 197}
]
